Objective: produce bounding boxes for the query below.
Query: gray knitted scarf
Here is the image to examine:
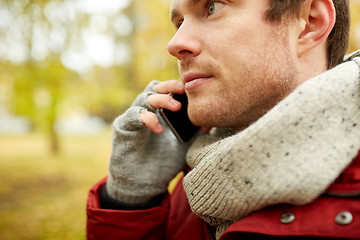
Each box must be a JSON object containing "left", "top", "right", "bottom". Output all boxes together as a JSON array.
[{"left": 183, "top": 53, "right": 360, "bottom": 238}]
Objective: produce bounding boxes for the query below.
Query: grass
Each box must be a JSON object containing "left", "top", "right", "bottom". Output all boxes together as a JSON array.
[{"left": 0, "top": 129, "right": 111, "bottom": 240}]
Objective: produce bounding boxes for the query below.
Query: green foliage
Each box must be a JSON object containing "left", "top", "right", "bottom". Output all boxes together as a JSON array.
[
  {"left": 130, "top": 0, "right": 179, "bottom": 89},
  {"left": 0, "top": 0, "right": 178, "bottom": 152},
  {"left": 11, "top": 60, "right": 75, "bottom": 130}
]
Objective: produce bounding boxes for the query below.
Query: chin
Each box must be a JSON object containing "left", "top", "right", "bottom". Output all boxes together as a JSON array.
[
  {"left": 187, "top": 93, "right": 239, "bottom": 128},
  {"left": 188, "top": 108, "right": 210, "bottom": 127},
  {"left": 188, "top": 108, "right": 226, "bottom": 128}
]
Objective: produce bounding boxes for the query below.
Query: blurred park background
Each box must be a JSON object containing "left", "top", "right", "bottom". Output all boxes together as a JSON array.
[{"left": 0, "top": 0, "right": 360, "bottom": 239}]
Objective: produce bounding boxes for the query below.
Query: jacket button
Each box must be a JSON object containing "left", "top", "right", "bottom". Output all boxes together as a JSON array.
[
  {"left": 280, "top": 212, "right": 295, "bottom": 224},
  {"left": 335, "top": 211, "right": 353, "bottom": 225}
]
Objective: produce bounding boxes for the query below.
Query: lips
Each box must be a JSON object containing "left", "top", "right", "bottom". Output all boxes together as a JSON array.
[
  {"left": 183, "top": 72, "right": 213, "bottom": 84},
  {"left": 182, "top": 72, "right": 213, "bottom": 91}
]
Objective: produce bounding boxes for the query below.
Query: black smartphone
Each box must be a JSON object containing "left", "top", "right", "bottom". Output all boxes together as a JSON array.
[{"left": 159, "top": 93, "right": 200, "bottom": 143}]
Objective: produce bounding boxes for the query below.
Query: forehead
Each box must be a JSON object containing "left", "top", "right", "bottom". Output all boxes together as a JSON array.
[{"left": 170, "top": 0, "right": 203, "bottom": 10}]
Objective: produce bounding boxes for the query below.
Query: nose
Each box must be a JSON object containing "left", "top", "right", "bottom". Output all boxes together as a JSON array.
[{"left": 167, "top": 22, "right": 201, "bottom": 61}]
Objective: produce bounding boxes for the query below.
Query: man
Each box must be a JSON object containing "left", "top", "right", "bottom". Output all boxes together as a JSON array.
[{"left": 87, "top": 0, "right": 360, "bottom": 239}]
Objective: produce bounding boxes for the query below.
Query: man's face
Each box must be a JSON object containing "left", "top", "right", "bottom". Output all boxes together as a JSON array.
[{"left": 168, "top": 0, "right": 300, "bottom": 131}]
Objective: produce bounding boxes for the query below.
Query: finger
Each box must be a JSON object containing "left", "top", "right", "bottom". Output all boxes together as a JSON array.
[
  {"left": 154, "top": 80, "right": 185, "bottom": 94},
  {"left": 140, "top": 110, "right": 163, "bottom": 134},
  {"left": 147, "top": 94, "right": 182, "bottom": 111}
]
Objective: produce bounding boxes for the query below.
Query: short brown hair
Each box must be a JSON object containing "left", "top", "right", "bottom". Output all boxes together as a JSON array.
[{"left": 265, "top": 0, "right": 350, "bottom": 69}]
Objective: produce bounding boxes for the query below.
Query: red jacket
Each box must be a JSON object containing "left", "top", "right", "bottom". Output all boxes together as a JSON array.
[{"left": 87, "top": 151, "right": 360, "bottom": 240}]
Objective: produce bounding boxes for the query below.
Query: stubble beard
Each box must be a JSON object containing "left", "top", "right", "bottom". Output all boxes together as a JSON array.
[{"left": 187, "top": 47, "right": 298, "bottom": 132}]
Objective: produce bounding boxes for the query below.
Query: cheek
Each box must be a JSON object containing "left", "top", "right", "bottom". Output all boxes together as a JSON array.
[{"left": 211, "top": 26, "right": 272, "bottom": 75}]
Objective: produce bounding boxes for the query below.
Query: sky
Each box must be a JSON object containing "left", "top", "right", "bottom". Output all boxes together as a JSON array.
[
  {"left": 0, "top": 0, "right": 132, "bottom": 73},
  {"left": 61, "top": 0, "right": 132, "bottom": 73}
]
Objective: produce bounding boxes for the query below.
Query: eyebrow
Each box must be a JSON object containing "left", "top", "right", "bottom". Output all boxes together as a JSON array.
[
  {"left": 171, "top": 9, "right": 180, "bottom": 23},
  {"left": 189, "top": 0, "right": 201, "bottom": 5},
  {"left": 170, "top": 0, "right": 202, "bottom": 22}
]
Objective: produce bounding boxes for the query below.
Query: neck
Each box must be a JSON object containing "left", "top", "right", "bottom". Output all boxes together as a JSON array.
[{"left": 297, "top": 45, "right": 328, "bottom": 85}]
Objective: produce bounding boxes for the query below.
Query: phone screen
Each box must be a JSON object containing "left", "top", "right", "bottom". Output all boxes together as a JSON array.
[{"left": 159, "top": 94, "right": 200, "bottom": 143}]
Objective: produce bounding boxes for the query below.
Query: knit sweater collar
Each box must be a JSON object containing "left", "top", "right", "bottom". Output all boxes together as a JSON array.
[{"left": 184, "top": 53, "right": 360, "bottom": 238}]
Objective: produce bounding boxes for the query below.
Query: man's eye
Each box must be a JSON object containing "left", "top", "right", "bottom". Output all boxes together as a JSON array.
[
  {"left": 208, "top": 2, "right": 222, "bottom": 15},
  {"left": 176, "top": 20, "right": 183, "bottom": 29}
]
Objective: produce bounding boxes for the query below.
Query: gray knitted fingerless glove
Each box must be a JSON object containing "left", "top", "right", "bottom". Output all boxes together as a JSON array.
[{"left": 106, "top": 81, "right": 189, "bottom": 204}]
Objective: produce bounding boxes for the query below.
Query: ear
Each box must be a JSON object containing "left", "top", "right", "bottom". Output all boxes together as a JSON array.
[{"left": 297, "top": 0, "right": 336, "bottom": 57}]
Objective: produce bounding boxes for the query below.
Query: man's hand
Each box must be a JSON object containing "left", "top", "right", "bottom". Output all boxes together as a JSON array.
[
  {"left": 140, "top": 80, "right": 185, "bottom": 133},
  {"left": 105, "top": 80, "right": 190, "bottom": 206}
]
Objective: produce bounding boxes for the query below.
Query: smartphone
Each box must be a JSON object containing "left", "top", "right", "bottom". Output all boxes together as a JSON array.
[{"left": 159, "top": 93, "right": 200, "bottom": 143}]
